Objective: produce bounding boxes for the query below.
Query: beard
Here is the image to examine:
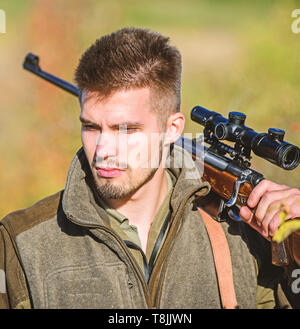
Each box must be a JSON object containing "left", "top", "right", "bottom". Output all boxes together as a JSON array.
[
  {"left": 93, "top": 166, "right": 159, "bottom": 199},
  {"left": 92, "top": 137, "right": 165, "bottom": 200}
]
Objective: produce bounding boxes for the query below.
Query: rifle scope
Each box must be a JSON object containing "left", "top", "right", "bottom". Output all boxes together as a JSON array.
[{"left": 191, "top": 106, "right": 300, "bottom": 170}]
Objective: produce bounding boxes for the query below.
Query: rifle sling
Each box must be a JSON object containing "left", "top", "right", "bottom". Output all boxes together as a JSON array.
[{"left": 197, "top": 207, "right": 239, "bottom": 309}]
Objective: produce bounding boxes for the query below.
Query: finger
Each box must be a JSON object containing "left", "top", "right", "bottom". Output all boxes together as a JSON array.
[
  {"left": 287, "top": 194, "right": 300, "bottom": 219},
  {"left": 256, "top": 193, "right": 300, "bottom": 237},
  {"left": 247, "top": 180, "right": 287, "bottom": 209},
  {"left": 239, "top": 206, "right": 254, "bottom": 222},
  {"left": 268, "top": 210, "right": 293, "bottom": 237},
  {"left": 238, "top": 210, "right": 271, "bottom": 241},
  {"left": 254, "top": 189, "right": 296, "bottom": 225},
  {"left": 260, "top": 201, "right": 281, "bottom": 237}
]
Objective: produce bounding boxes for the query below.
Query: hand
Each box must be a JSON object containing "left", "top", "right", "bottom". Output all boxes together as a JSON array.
[{"left": 239, "top": 180, "right": 300, "bottom": 239}]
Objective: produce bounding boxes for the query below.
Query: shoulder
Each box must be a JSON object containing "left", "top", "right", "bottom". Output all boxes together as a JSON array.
[{"left": 0, "top": 190, "right": 64, "bottom": 239}]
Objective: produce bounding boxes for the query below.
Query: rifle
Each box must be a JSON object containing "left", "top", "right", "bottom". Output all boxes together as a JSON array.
[{"left": 23, "top": 53, "right": 300, "bottom": 266}]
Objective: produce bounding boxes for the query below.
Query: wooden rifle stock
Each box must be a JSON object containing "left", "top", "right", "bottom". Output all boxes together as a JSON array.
[
  {"left": 202, "top": 160, "right": 252, "bottom": 207},
  {"left": 194, "top": 155, "right": 289, "bottom": 266}
]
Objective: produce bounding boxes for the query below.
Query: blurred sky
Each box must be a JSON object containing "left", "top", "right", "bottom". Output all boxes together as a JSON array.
[{"left": 0, "top": 0, "right": 299, "bottom": 217}]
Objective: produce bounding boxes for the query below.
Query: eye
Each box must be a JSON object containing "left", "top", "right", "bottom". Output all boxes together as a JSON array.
[
  {"left": 126, "top": 127, "right": 138, "bottom": 133},
  {"left": 82, "top": 124, "right": 97, "bottom": 131},
  {"left": 119, "top": 125, "right": 139, "bottom": 134}
]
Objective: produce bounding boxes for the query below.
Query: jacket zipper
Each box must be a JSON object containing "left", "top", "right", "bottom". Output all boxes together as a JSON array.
[
  {"left": 66, "top": 215, "right": 152, "bottom": 308},
  {"left": 153, "top": 186, "right": 205, "bottom": 308}
]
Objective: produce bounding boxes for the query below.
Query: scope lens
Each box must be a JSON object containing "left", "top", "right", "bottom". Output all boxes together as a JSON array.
[
  {"left": 281, "top": 146, "right": 300, "bottom": 170},
  {"left": 214, "top": 123, "right": 227, "bottom": 140}
]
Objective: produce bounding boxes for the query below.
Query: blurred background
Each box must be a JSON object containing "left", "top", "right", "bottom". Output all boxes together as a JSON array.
[{"left": 0, "top": 0, "right": 299, "bottom": 217}]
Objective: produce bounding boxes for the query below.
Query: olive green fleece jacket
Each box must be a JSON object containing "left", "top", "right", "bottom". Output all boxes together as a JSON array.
[{"left": 0, "top": 145, "right": 296, "bottom": 309}]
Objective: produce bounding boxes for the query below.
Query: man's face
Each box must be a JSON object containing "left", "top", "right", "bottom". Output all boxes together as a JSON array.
[{"left": 80, "top": 88, "right": 166, "bottom": 200}]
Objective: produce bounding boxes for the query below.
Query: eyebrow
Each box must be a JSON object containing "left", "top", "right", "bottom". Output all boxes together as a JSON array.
[
  {"left": 79, "top": 116, "right": 145, "bottom": 129},
  {"left": 79, "top": 116, "right": 97, "bottom": 125}
]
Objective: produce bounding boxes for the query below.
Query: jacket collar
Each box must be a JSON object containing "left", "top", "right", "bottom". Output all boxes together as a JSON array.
[
  {"left": 62, "top": 147, "right": 109, "bottom": 227},
  {"left": 62, "top": 144, "right": 210, "bottom": 227}
]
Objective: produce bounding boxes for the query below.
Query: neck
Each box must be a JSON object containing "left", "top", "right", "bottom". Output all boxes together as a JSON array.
[{"left": 105, "top": 166, "right": 168, "bottom": 227}]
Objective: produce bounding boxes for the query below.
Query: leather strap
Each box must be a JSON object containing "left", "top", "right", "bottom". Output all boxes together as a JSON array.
[{"left": 198, "top": 207, "right": 239, "bottom": 309}]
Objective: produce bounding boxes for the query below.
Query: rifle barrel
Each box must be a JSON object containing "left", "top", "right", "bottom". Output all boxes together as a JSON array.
[{"left": 23, "top": 53, "right": 80, "bottom": 97}]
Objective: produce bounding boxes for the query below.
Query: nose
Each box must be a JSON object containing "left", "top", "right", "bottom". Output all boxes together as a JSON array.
[{"left": 95, "top": 132, "right": 117, "bottom": 161}]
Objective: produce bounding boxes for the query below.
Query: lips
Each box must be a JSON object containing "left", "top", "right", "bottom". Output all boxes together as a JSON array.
[{"left": 96, "top": 167, "right": 124, "bottom": 178}]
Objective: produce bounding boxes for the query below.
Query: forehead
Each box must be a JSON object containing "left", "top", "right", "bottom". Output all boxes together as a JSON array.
[{"left": 81, "top": 88, "right": 156, "bottom": 124}]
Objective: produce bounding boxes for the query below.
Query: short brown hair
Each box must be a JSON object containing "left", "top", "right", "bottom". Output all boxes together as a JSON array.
[{"left": 74, "top": 27, "right": 182, "bottom": 124}]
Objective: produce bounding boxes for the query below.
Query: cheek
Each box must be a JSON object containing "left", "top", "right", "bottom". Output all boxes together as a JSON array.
[
  {"left": 81, "top": 131, "right": 98, "bottom": 160},
  {"left": 82, "top": 130, "right": 99, "bottom": 146},
  {"left": 126, "top": 133, "right": 163, "bottom": 169},
  {"left": 125, "top": 133, "right": 150, "bottom": 167},
  {"left": 127, "top": 133, "right": 145, "bottom": 147}
]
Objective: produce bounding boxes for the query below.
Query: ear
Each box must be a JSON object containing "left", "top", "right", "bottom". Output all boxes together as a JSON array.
[{"left": 164, "top": 112, "right": 185, "bottom": 145}]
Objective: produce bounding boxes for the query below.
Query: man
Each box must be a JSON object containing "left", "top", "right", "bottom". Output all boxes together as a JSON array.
[{"left": 0, "top": 27, "right": 299, "bottom": 309}]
